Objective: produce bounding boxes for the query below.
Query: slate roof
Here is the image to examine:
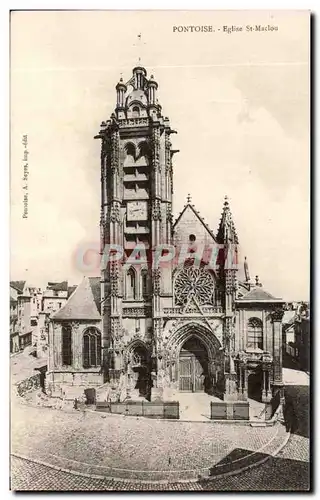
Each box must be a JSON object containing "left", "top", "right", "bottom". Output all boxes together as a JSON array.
[
  {"left": 10, "top": 281, "right": 26, "bottom": 294},
  {"left": 47, "top": 281, "right": 68, "bottom": 292},
  {"left": 68, "top": 285, "right": 77, "bottom": 298},
  {"left": 52, "top": 276, "right": 101, "bottom": 321},
  {"left": 236, "top": 287, "right": 283, "bottom": 302}
]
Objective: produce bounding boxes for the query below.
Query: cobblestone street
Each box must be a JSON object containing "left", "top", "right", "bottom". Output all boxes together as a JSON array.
[
  {"left": 10, "top": 368, "right": 310, "bottom": 491},
  {"left": 11, "top": 399, "right": 285, "bottom": 481},
  {"left": 10, "top": 452, "right": 309, "bottom": 491}
]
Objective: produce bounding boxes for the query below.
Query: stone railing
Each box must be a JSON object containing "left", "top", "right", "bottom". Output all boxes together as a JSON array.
[
  {"left": 163, "top": 306, "right": 223, "bottom": 316},
  {"left": 119, "top": 118, "right": 150, "bottom": 128},
  {"left": 123, "top": 306, "right": 152, "bottom": 317}
]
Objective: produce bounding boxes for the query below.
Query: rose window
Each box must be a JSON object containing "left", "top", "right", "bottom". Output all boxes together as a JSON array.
[{"left": 174, "top": 267, "right": 214, "bottom": 306}]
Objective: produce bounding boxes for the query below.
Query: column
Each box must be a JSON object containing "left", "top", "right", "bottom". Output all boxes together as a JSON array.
[
  {"left": 243, "top": 367, "right": 248, "bottom": 399},
  {"left": 261, "top": 369, "right": 267, "bottom": 402},
  {"left": 238, "top": 365, "right": 244, "bottom": 401},
  {"left": 267, "top": 367, "right": 272, "bottom": 401},
  {"left": 271, "top": 308, "right": 285, "bottom": 403}
]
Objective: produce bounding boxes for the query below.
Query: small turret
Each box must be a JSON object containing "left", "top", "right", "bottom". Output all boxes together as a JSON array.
[
  {"left": 115, "top": 77, "right": 127, "bottom": 109},
  {"left": 147, "top": 74, "right": 158, "bottom": 105},
  {"left": 132, "top": 66, "right": 147, "bottom": 90}
]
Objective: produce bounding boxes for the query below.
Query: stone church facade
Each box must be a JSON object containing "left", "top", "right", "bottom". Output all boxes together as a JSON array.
[{"left": 47, "top": 65, "right": 285, "bottom": 404}]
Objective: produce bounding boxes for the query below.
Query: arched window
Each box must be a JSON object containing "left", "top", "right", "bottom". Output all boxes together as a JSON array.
[
  {"left": 132, "top": 106, "right": 140, "bottom": 118},
  {"left": 130, "top": 344, "right": 148, "bottom": 367},
  {"left": 141, "top": 269, "right": 148, "bottom": 298},
  {"left": 62, "top": 325, "right": 72, "bottom": 366},
  {"left": 83, "top": 328, "right": 101, "bottom": 368},
  {"left": 126, "top": 268, "right": 136, "bottom": 299},
  {"left": 124, "top": 142, "right": 136, "bottom": 166},
  {"left": 247, "top": 318, "right": 263, "bottom": 350}
]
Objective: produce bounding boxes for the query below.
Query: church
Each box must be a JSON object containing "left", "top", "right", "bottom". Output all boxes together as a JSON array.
[{"left": 47, "top": 64, "right": 285, "bottom": 407}]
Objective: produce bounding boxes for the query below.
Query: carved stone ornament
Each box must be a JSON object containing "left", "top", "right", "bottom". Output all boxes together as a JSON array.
[
  {"left": 111, "top": 130, "right": 120, "bottom": 172},
  {"left": 152, "top": 199, "right": 162, "bottom": 221},
  {"left": 110, "top": 203, "right": 121, "bottom": 223},
  {"left": 166, "top": 203, "right": 173, "bottom": 222},
  {"left": 165, "top": 133, "right": 172, "bottom": 174},
  {"left": 152, "top": 268, "right": 161, "bottom": 295},
  {"left": 111, "top": 317, "right": 121, "bottom": 341},
  {"left": 271, "top": 308, "right": 285, "bottom": 322},
  {"left": 152, "top": 127, "right": 161, "bottom": 172},
  {"left": 225, "top": 269, "right": 237, "bottom": 294},
  {"left": 71, "top": 321, "right": 80, "bottom": 331}
]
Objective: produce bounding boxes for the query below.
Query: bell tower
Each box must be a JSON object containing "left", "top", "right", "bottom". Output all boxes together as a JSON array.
[{"left": 95, "top": 66, "right": 177, "bottom": 390}]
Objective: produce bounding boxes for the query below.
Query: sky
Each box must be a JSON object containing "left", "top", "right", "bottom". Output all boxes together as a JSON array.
[{"left": 10, "top": 10, "right": 309, "bottom": 300}]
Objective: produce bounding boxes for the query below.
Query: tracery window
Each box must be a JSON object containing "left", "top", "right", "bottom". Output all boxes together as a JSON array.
[
  {"left": 130, "top": 345, "right": 148, "bottom": 367},
  {"left": 247, "top": 318, "right": 263, "bottom": 350},
  {"left": 62, "top": 325, "right": 72, "bottom": 366},
  {"left": 174, "top": 266, "right": 214, "bottom": 306},
  {"left": 83, "top": 328, "right": 101, "bottom": 368}
]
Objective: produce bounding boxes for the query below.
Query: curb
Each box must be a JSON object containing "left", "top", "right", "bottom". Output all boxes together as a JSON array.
[{"left": 11, "top": 426, "right": 290, "bottom": 485}]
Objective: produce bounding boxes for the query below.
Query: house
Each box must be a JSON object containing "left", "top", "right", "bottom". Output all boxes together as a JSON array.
[
  {"left": 10, "top": 281, "right": 32, "bottom": 350},
  {"left": 42, "top": 281, "right": 69, "bottom": 315}
]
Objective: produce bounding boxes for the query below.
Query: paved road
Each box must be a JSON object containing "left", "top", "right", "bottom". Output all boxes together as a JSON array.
[
  {"left": 11, "top": 368, "right": 310, "bottom": 491},
  {"left": 11, "top": 400, "right": 282, "bottom": 482},
  {"left": 10, "top": 454, "right": 310, "bottom": 491}
]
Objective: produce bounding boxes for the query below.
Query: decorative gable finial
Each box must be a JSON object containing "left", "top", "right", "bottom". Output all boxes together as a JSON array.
[
  {"left": 216, "top": 195, "right": 239, "bottom": 244},
  {"left": 255, "top": 275, "right": 262, "bottom": 287},
  {"left": 187, "top": 193, "right": 192, "bottom": 204}
]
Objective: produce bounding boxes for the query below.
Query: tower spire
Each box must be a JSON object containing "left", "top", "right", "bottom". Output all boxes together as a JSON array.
[
  {"left": 133, "top": 33, "right": 146, "bottom": 66},
  {"left": 216, "top": 195, "right": 238, "bottom": 244}
]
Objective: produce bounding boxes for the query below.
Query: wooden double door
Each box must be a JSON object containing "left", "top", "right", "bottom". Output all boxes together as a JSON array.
[{"left": 179, "top": 337, "right": 208, "bottom": 392}]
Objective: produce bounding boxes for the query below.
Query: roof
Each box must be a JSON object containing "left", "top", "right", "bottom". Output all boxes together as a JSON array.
[
  {"left": 52, "top": 276, "right": 101, "bottom": 321},
  {"left": 173, "top": 201, "right": 217, "bottom": 242},
  {"left": 236, "top": 286, "right": 283, "bottom": 302},
  {"left": 282, "top": 310, "right": 296, "bottom": 325},
  {"left": 10, "top": 281, "right": 26, "bottom": 294},
  {"left": 68, "top": 285, "right": 77, "bottom": 298},
  {"left": 47, "top": 281, "right": 68, "bottom": 292}
]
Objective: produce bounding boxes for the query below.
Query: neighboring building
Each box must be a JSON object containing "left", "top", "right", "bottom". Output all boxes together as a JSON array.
[
  {"left": 294, "top": 303, "right": 310, "bottom": 372},
  {"left": 282, "top": 302, "right": 310, "bottom": 372},
  {"left": 47, "top": 65, "right": 285, "bottom": 404},
  {"left": 10, "top": 281, "right": 32, "bottom": 350},
  {"left": 10, "top": 285, "right": 19, "bottom": 353},
  {"left": 29, "top": 287, "right": 43, "bottom": 327},
  {"left": 282, "top": 309, "right": 296, "bottom": 346},
  {"left": 42, "top": 281, "right": 69, "bottom": 315}
]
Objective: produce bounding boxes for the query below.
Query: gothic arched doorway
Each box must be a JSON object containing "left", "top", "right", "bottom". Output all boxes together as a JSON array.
[{"left": 178, "top": 336, "right": 209, "bottom": 393}]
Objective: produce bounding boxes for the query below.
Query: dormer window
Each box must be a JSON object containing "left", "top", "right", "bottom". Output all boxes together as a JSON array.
[{"left": 132, "top": 106, "right": 140, "bottom": 118}]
